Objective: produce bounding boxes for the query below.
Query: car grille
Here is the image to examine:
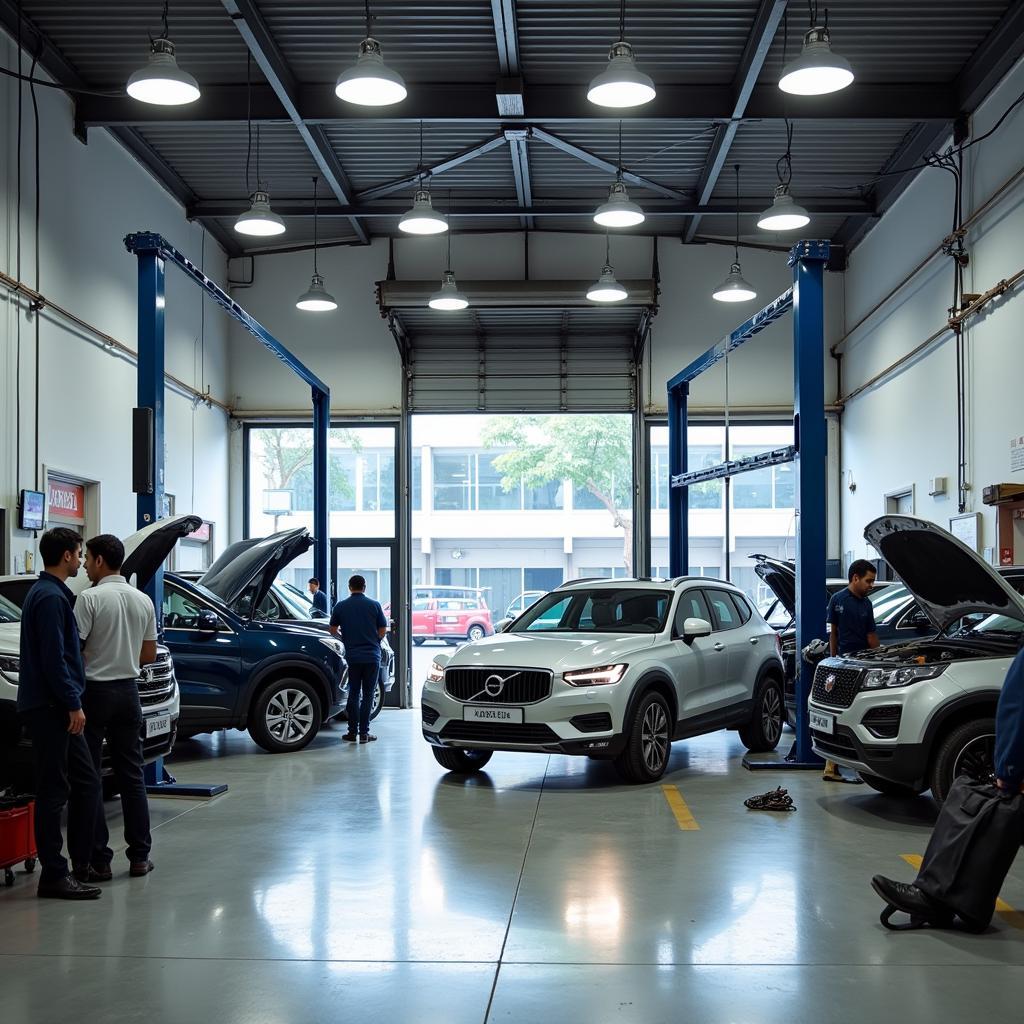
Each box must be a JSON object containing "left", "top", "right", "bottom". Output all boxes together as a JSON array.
[
  {"left": 811, "top": 665, "right": 862, "bottom": 709},
  {"left": 440, "top": 721, "right": 559, "bottom": 745},
  {"left": 138, "top": 649, "right": 176, "bottom": 708},
  {"left": 444, "top": 667, "right": 552, "bottom": 705}
]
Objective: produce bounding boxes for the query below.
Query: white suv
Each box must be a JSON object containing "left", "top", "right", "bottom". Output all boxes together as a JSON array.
[
  {"left": 808, "top": 515, "right": 1024, "bottom": 806},
  {"left": 421, "top": 577, "right": 785, "bottom": 783}
]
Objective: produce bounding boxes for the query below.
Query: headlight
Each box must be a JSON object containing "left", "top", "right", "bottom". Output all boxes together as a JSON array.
[
  {"left": 0, "top": 655, "right": 19, "bottom": 683},
  {"left": 318, "top": 637, "right": 345, "bottom": 658},
  {"left": 862, "top": 664, "right": 946, "bottom": 689},
  {"left": 563, "top": 664, "right": 628, "bottom": 687},
  {"left": 427, "top": 660, "right": 447, "bottom": 683}
]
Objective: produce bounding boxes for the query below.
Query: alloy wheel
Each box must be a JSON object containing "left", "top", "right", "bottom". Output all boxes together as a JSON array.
[
  {"left": 953, "top": 733, "right": 996, "bottom": 782},
  {"left": 641, "top": 701, "right": 669, "bottom": 773},
  {"left": 265, "top": 688, "right": 316, "bottom": 744},
  {"left": 762, "top": 687, "right": 783, "bottom": 745}
]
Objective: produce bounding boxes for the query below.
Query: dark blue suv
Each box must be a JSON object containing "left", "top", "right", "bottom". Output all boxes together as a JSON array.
[{"left": 164, "top": 528, "right": 348, "bottom": 753}]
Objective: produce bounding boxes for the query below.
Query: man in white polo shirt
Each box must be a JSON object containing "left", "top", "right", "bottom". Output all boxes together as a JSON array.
[{"left": 73, "top": 534, "right": 158, "bottom": 881}]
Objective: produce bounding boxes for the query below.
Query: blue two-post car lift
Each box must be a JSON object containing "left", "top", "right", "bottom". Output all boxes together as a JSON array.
[
  {"left": 667, "top": 240, "right": 831, "bottom": 768},
  {"left": 125, "top": 230, "right": 331, "bottom": 796}
]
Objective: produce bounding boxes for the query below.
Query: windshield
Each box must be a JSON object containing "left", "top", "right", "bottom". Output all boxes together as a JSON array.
[
  {"left": 961, "top": 613, "right": 1024, "bottom": 637},
  {"left": 512, "top": 588, "right": 671, "bottom": 634},
  {"left": 869, "top": 584, "right": 911, "bottom": 621},
  {"left": 272, "top": 581, "right": 317, "bottom": 620},
  {"left": 0, "top": 594, "right": 22, "bottom": 624}
]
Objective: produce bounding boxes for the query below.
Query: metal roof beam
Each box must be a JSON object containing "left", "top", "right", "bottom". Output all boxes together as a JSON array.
[
  {"left": 684, "top": 0, "right": 787, "bottom": 243},
  {"left": 505, "top": 129, "right": 535, "bottom": 230},
  {"left": 955, "top": 0, "right": 1024, "bottom": 113},
  {"left": 491, "top": 0, "right": 520, "bottom": 76},
  {"left": 220, "top": 0, "right": 368, "bottom": 244}
]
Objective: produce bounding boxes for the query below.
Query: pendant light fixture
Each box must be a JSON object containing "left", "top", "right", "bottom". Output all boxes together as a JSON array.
[
  {"left": 757, "top": 121, "right": 810, "bottom": 232},
  {"left": 296, "top": 177, "right": 338, "bottom": 312},
  {"left": 235, "top": 60, "right": 285, "bottom": 237},
  {"left": 713, "top": 165, "right": 757, "bottom": 303},
  {"left": 594, "top": 122, "right": 645, "bottom": 228},
  {"left": 429, "top": 199, "right": 468, "bottom": 310},
  {"left": 587, "top": 0, "right": 656, "bottom": 108},
  {"left": 779, "top": 4, "right": 854, "bottom": 96},
  {"left": 335, "top": 0, "right": 408, "bottom": 106},
  {"left": 587, "top": 233, "right": 628, "bottom": 303},
  {"left": 126, "top": 2, "right": 200, "bottom": 106},
  {"left": 399, "top": 122, "right": 448, "bottom": 235}
]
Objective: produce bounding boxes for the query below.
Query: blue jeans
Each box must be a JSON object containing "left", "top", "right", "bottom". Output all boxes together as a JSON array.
[{"left": 346, "top": 662, "right": 379, "bottom": 737}]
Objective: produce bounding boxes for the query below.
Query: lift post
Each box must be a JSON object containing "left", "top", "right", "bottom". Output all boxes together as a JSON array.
[{"left": 667, "top": 240, "right": 831, "bottom": 770}]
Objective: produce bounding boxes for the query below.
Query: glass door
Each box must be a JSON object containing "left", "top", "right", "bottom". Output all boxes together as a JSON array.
[{"left": 331, "top": 541, "right": 403, "bottom": 708}]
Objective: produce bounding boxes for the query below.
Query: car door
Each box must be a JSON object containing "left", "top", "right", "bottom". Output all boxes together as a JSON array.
[
  {"left": 412, "top": 597, "right": 435, "bottom": 639},
  {"left": 703, "top": 588, "right": 757, "bottom": 706},
  {"left": 161, "top": 581, "right": 243, "bottom": 727},
  {"left": 665, "top": 588, "right": 728, "bottom": 718}
]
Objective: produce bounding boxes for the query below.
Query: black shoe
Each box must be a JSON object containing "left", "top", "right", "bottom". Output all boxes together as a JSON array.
[
  {"left": 72, "top": 864, "right": 113, "bottom": 883},
  {"left": 130, "top": 860, "right": 155, "bottom": 877},
  {"left": 38, "top": 875, "right": 102, "bottom": 900},
  {"left": 871, "top": 875, "right": 954, "bottom": 929},
  {"left": 359, "top": 734, "right": 377, "bottom": 743},
  {"left": 341, "top": 733, "right": 358, "bottom": 742}
]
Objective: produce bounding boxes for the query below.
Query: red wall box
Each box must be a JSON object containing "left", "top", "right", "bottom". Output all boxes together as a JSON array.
[{"left": 0, "top": 802, "right": 37, "bottom": 883}]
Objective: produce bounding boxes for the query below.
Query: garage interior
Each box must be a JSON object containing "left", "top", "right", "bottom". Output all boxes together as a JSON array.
[{"left": 2, "top": 1, "right": 1024, "bottom": 1021}]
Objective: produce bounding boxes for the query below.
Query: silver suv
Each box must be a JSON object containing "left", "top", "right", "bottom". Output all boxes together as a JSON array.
[{"left": 421, "top": 577, "right": 785, "bottom": 783}]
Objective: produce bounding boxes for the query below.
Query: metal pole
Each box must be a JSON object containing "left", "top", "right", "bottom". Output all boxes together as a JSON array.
[
  {"left": 668, "top": 383, "right": 689, "bottom": 575},
  {"left": 312, "top": 387, "right": 330, "bottom": 593}
]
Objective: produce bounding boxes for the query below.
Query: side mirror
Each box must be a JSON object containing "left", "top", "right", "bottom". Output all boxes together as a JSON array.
[
  {"left": 197, "top": 609, "right": 220, "bottom": 636},
  {"left": 680, "top": 617, "right": 713, "bottom": 643}
]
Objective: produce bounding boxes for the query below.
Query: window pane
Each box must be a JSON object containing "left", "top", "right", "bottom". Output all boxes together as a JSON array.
[
  {"left": 479, "top": 568, "right": 521, "bottom": 620},
  {"left": 433, "top": 453, "right": 474, "bottom": 510},
  {"left": 773, "top": 464, "right": 795, "bottom": 508},
  {"left": 412, "top": 452, "right": 422, "bottom": 511},
  {"left": 688, "top": 445, "right": 724, "bottom": 509},
  {"left": 524, "top": 479, "right": 564, "bottom": 510},
  {"left": 524, "top": 567, "right": 563, "bottom": 593},
  {"left": 478, "top": 452, "right": 521, "bottom": 510}
]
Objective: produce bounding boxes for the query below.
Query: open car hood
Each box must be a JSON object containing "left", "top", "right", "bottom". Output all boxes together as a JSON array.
[
  {"left": 751, "top": 554, "right": 795, "bottom": 618},
  {"left": 864, "top": 515, "right": 1024, "bottom": 631},
  {"left": 199, "top": 528, "right": 313, "bottom": 612},
  {"left": 69, "top": 514, "right": 202, "bottom": 596}
]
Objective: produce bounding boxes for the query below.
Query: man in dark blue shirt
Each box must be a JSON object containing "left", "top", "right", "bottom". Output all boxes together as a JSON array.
[
  {"left": 822, "top": 559, "right": 879, "bottom": 782},
  {"left": 18, "top": 528, "right": 102, "bottom": 900},
  {"left": 308, "top": 577, "right": 329, "bottom": 618},
  {"left": 995, "top": 643, "right": 1024, "bottom": 793},
  {"left": 330, "top": 575, "right": 387, "bottom": 743}
]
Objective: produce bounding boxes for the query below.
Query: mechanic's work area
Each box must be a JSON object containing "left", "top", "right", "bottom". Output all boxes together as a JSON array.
[{"left": 3, "top": 3, "right": 1024, "bottom": 1022}]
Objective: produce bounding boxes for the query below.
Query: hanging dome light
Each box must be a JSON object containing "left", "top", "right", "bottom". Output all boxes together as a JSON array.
[
  {"left": 712, "top": 263, "right": 757, "bottom": 303},
  {"left": 399, "top": 188, "right": 448, "bottom": 235},
  {"left": 594, "top": 179, "right": 645, "bottom": 228},
  {"left": 335, "top": 37, "right": 407, "bottom": 106},
  {"left": 757, "top": 185, "right": 810, "bottom": 231},
  {"left": 779, "top": 26, "right": 854, "bottom": 96},
  {"left": 296, "top": 273, "right": 338, "bottom": 312},
  {"left": 235, "top": 190, "right": 286, "bottom": 236},
  {"left": 587, "top": 265, "right": 628, "bottom": 303},
  {"left": 429, "top": 271, "right": 469, "bottom": 311},
  {"left": 587, "top": 41, "right": 656, "bottom": 108},
  {"left": 126, "top": 37, "right": 200, "bottom": 106}
]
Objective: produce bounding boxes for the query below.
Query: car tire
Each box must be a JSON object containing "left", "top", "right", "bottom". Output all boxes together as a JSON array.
[
  {"left": 928, "top": 716, "right": 996, "bottom": 807},
  {"left": 614, "top": 690, "right": 672, "bottom": 784},
  {"left": 369, "top": 681, "right": 386, "bottom": 721},
  {"left": 859, "top": 772, "right": 922, "bottom": 798},
  {"left": 467, "top": 624, "right": 486, "bottom": 642},
  {"left": 738, "top": 676, "right": 784, "bottom": 753},
  {"left": 413, "top": 638, "right": 425, "bottom": 646},
  {"left": 431, "top": 746, "right": 493, "bottom": 773},
  {"left": 248, "top": 678, "right": 322, "bottom": 753}
]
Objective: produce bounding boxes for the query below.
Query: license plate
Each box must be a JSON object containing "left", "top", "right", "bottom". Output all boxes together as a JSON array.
[
  {"left": 463, "top": 705, "right": 524, "bottom": 724},
  {"left": 146, "top": 714, "right": 171, "bottom": 738},
  {"left": 809, "top": 709, "right": 835, "bottom": 735}
]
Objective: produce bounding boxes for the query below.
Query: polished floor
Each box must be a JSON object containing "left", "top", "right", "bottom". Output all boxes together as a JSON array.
[{"left": 2, "top": 712, "right": 1022, "bottom": 1023}]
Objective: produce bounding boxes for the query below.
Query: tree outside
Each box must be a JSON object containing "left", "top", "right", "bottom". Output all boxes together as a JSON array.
[{"left": 482, "top": 414, "right": 634, "bottom": 574}]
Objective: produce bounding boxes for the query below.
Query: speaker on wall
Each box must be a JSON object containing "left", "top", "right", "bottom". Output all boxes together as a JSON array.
[{"left": 133, "top": 407, "right": 154, "bottom": 495}]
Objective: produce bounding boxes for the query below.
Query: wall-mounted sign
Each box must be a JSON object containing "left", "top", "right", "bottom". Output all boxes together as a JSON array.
[
  {"left": 48, "top": 479, "right": 85, "bottom": 523},
  {"left": 1012, "top": 436, "right": 1024, "bottom": 473},
  {"left": 1002, "top": 547, "right": 1015, "bottom": 566}
]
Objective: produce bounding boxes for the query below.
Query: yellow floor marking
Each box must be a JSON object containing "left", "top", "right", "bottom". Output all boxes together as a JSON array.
[
  {"left": 900, "top": 854, "right": 1024, "bottom": 929},
  {"left": 661, "top": 785, "right": 700, "bottom": 831}
]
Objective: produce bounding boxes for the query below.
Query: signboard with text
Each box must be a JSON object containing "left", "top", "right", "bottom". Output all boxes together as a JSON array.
[
  {"left": 1012, "top": 436, "right": 1024, "bottom": 473},
  {"left": 47, "top": 479, "right": 86, "bottom": 523}
]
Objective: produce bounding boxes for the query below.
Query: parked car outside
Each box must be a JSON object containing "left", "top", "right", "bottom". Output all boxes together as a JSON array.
[
  {"left": 808, "top": 515, "right": 1024, "bottom": 806},
  {"left": 413, "top": 591, "right": 494, "bottom": 645},
  {"left": 0, "top": 516, "right": 195, "bottom": 790},
  {"left": 162, "top": 528, "right": 348, "bottom": 753},
  {"left": 421, "top": 577, "right": 785, "bottom": 784}
]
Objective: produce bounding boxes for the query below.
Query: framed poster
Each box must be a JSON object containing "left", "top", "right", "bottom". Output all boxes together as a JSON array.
[{"left": 949, "top": 512, "right": 981, "bottom": 552}]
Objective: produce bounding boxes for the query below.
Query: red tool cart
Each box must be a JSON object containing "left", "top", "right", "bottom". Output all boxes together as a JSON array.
[{"left": 0, "top": 797, "right": 38, "bottom": 886}]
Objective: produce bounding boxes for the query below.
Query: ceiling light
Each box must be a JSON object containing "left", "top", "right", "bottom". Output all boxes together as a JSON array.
[
  {"left": 779, "top": 27, "right": 855, "bottom": 96},
  {"left": 126, "top": 37, "right": 200, "bottom": 106},
  {"left": 235, "top": 191, "right": 286, "bottom": 236},
  {"left": 335, "top": 37, "right": 407, "bottom": 106},
  {"left": 296, "top": 274, "right": 338, "bottom": 312},
  {"left": 429, "top": 271, "right": 469, "bottom": 311},
  {"left": 587, "top": 40, "right": 656, "bottom": 108},
  {"left": 594, "top": 180, "right": 645, "bottom": 228},
  {"left": 587, "top": 266, "right": 628, "bottom": 303},
  {"left": 713, "top": 264, "right": 757, "bottom": 303},
  {"left": 399, "top": 188, "right": 448, "bottom": 235},
  {"left": 757, "top": 185, "right": 810, "bottom": 231}
]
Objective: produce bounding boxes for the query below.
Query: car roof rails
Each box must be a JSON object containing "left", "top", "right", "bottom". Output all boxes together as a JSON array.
[
  {"left": 555, "top": 577, "right": 609, "bottom": 589},
  {"left": 670, "top": 575, "right": 707, "bottom": 587}
]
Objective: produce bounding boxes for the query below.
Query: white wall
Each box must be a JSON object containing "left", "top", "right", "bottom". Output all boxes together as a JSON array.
[
  {"left": 0, "top": 31, "right": 232, "bottom": 571},
  {"left": 840, "top": 55, "right": 1024, "bottom": 563}
]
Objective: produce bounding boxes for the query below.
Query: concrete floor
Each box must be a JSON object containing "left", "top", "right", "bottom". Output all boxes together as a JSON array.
[{"left": 2, "top": 712, "right": 1023, "bottom": 1023}]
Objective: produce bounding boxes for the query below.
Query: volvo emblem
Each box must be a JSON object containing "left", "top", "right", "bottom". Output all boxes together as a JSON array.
[
  {"left": 484, "top": 674, "right": 507, "bottom": 697},
  {"left": 824, "top": 673, "right": 837, "bottom": 693}
]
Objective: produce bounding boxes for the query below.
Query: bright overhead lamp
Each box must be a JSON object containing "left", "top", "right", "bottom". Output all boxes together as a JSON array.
[
  {"left": 335, "top": 37, "right": 407, "bottom": 106},
  {"left": 587, "top": 234, "right": 628, "bottom": 303},
  {"left": 429, "top": 271, "right": 469, "bottom": 311},
  {"left": 126, "top": 2, "right": 200, "bottom": 106},
  {"left": 594, "top": 181, "right": 645, "bottom": 227},
  {"left": 757, "top": 185, "right": 810, "bottom": 231},
  {"left": 587, "top": 40, "right": 656, "bottom": 109},
  {"left": 296, "top": 176, "right": 338, "bottom": 311},
  {"left": 235, "top": 191, "right": 286, "bottom": 236},
  {"left": 713, "top": 165, "right": 757, "bottom": 303},
  {"left": 779, "top": 26, "right": 855, "bottom": 96},
  {"left": 399, "top": 188, "right": 448, "bottom": 235}
]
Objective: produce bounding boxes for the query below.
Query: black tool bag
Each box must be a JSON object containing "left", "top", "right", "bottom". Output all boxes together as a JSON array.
[{"left": 915, "top": 775, "right": 1024, "bottom": 932}]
